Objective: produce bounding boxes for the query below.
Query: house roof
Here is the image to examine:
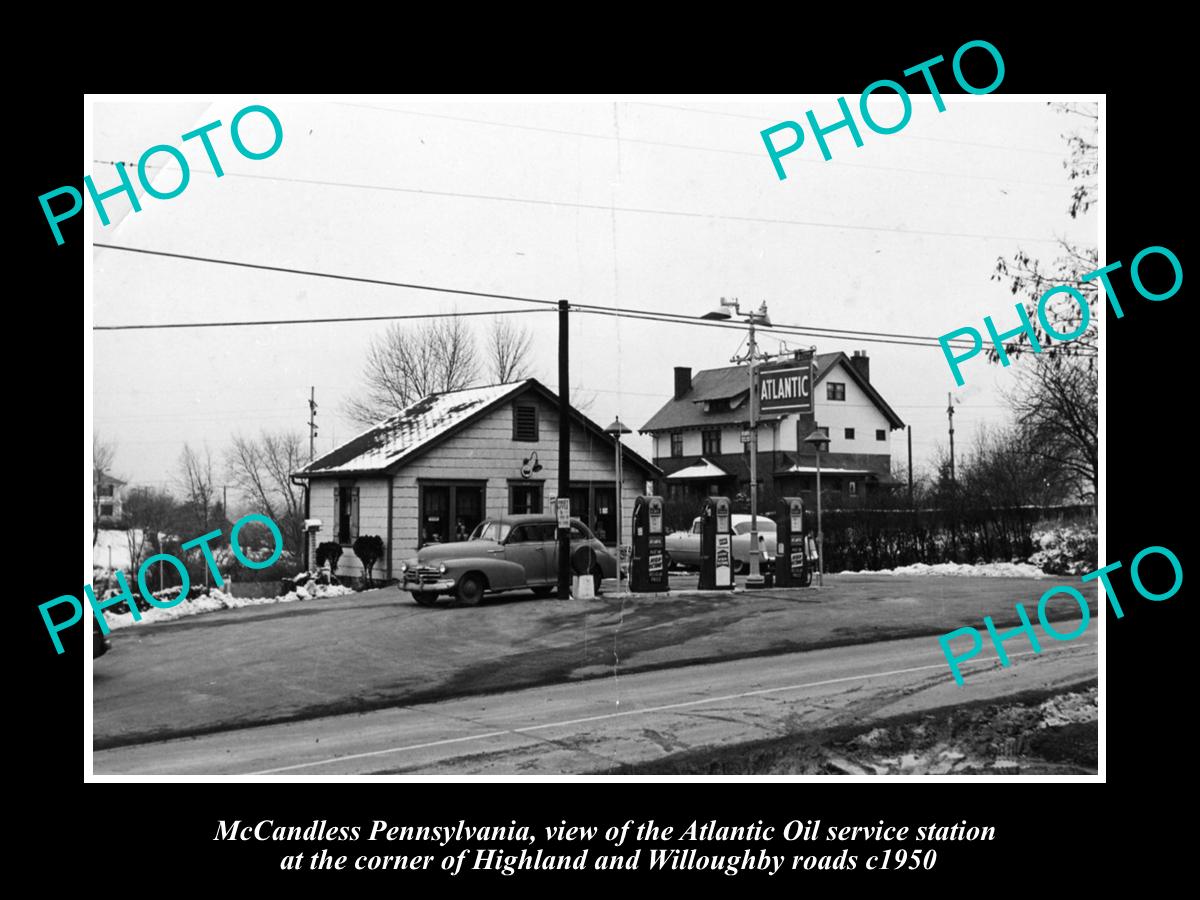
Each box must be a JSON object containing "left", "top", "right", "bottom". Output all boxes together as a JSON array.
[
  {"left": 296, "top": 379, "right": 661, "bottom": 479},
  {"left": 640, "top": 352, "right": 905, "bottom": 433}
]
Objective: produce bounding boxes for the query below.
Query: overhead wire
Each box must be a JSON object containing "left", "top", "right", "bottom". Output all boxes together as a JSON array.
[
  {"left": 91, "top": 242, "right": 1022, "bottom": 351},
  {"left": 93, "top": 160, "right": 1066, "bottom": 246}
]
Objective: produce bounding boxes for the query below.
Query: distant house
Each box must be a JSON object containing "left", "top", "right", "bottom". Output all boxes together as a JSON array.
[
  {"left": 94, "top": 473, "right": 126, "bottom": 523},
  {"left": 294, "top": 379, "right": 660, "bottom": 581},
  {"left": 640, "top": 350, "right": 905, "bottom": 507}
]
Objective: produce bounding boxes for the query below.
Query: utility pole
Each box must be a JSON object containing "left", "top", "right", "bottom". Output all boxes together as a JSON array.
[
  {"left": 907, "top": 426, "right": 914, "bottom": 502},
  {"left": 947, "top": 392, "right": 956, "bottom": 485},
  {"left": 308, "top": 387, "right": 318, "bottom": 462},
  {"left": 557, "top": 300, "right": 572, "bottom": 600},
  {"left": 745, "top": 310, "right": 764, "bottom": 588}
]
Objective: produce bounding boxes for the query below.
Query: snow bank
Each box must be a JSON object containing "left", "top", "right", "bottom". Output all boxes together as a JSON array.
[
  {"left": 104, "top": 582, "right": 355, "bottom": 631},
  {"left": 840, "top": 561, "right": 1049, "bottom": 578},
  {"left": 93, "top": 529, "right": 138, "bottom": 570}
]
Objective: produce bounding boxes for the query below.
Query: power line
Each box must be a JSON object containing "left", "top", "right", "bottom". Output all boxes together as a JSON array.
[
  {"left": 91, "top": 241, "right": 975, "bottom": 348},
  {"left": 91, "top": 243, "right": 1095, "bottom": 355},
  {"left": 573, "top": 306, "right": 1094, "bottom": 355},
  {"left": 330, "top": 103, "right": 1065, "bottom": 188},
  {"left": 94, "top": 161, "right": 1064, "bottom": 245},
  {"left": 94, "top": 306, "right": 548, "bottom": 332},
  {"left": 636, "top": 103, "right": 1065, "bottom": 157}
]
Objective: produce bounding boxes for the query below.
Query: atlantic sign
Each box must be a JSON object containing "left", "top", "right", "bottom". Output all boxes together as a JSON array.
[{"left": 759, "top": 356, "right": 815, "bottom": 414}]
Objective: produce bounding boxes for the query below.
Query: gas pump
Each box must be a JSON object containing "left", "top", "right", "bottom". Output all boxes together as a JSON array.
[
  {"left": 630, "top": 495, "right": 668, "bottom": 592},
  {"left": 774, "top": 497, "right": 811, "bottom": 587},
  {"left": 698, "top": 496, "right": 734, "bottom": 590}
]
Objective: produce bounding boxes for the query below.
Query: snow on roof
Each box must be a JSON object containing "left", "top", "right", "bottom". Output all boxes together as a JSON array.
[
  {"left": 665, "top": 458, "right": 731, "bottom": 480},
  {"left": 781, "top": 465, "right": 876, "bottom": 475},
  {"left": 301, "top": 381, "right": 528, "bottom": 476}
]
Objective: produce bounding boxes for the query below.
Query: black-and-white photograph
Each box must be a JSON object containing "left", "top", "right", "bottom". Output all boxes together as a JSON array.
[{"left": 88, "top": 95, "right": 1099, "bottom": 777}]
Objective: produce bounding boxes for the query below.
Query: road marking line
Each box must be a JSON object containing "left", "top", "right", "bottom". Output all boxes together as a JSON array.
[{"left": 240, "top": 640, "right": 1096, "bottom": 776}]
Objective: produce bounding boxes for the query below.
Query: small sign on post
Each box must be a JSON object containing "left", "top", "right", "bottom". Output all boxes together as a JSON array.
[{"left": 555, "top": 497, "right": 571, "bottom": 530}]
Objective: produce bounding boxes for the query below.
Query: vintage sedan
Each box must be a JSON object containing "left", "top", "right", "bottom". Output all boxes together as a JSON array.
[
  {"left": 664, "top": 514, "right": 778, "bottom": 574},
  {"left": 399, "top": 514, "right": 619, "bottom": 606}
]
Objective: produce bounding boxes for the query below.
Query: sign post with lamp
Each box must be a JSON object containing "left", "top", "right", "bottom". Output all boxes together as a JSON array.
[
  {"left": 701, "top": 297, "right": 773, "bottom": 589},
  {"left": 803, "top": 428, "right": 830, "bottom": 587},
  {"left": 604, "top": 417, "right": 632, "bottom": 595}
]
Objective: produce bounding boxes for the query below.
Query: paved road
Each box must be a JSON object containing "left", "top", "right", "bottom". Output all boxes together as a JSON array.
[
  {"left": 94, "top": 628, "right": 1096, "bottom": 776},
  {"left": 94, "top": 573, "right": 1069, "bottom": 748}
]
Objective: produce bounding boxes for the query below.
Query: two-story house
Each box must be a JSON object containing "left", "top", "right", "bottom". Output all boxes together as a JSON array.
[
  {"left": 640, "top": 350, "right": 905, "bottom": 508},
  {"left": 94, "top": 473, "right": 126, "bottom": 523}
]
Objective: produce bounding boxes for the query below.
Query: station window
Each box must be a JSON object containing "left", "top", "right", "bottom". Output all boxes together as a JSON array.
[
  {"left": 849, "top": 481, "right": 857, "bottom": 497},
  {"left": 844, "top": 427, "right": 855, "bottom": 440},
  {"left": 670, "top": 432, "right": 683, "bottom": 457},
  {"left": 702, "top": 428, "right": 721, "bottom": 456},
  {"left": 876, "top": 429, "right": 887, "bottom": 441},
  {"left": 827, "top": 382, "right": 846, "bottom": 401}
]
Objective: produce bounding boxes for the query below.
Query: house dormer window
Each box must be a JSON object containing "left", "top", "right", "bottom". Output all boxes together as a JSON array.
[{"left": 827, "top": 382, "right": 846, "bottom": 401}]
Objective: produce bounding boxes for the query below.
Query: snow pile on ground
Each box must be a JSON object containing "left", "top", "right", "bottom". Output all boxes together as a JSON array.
[
  {"left": 104, "top": 582, "right": 355, "bottom": 631},
  {"left": 1037, "top": 687, "right": 1098, "bottom": 728},
  {"left": 840, "top": 561, "right": 1048, "bottom": 578}
]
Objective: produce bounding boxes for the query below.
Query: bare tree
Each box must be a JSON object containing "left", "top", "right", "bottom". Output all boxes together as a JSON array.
[
  {"left": 990, "top": 103, "right": 1098, "bottom": 509},
  {"left": 176, "top": 443, "right": 217, "bottom": 535},
  {"left": 122, "top": 486, "right": 177, "bottom": 576},
  {"left": 226, "top": 431, "right": 307, "bottom": 553},
  {"left": 487, "top": 316, "right": 534, "bottom": 383},
  {"left": 344, "top": 315, "right": 480, "bottom": 426},
  {"left": 93, "top": 435, "right": 117, "bottom": 545},
  {"left": 1006, "top": 360, "right": 1097, "bottom": 505}
]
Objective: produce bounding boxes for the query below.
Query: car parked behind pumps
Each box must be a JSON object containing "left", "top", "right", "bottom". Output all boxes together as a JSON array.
[
  {"left": 664, "top": 514, "right": 777, "bottom": 574},
  {"left": 399, "top": 514, "right": 618, "bottom": 606}
]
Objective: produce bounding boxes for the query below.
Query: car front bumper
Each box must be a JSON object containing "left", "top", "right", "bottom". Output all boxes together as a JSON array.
[{"left": 402, "top": 577, "right": 456, "bottom": 593}]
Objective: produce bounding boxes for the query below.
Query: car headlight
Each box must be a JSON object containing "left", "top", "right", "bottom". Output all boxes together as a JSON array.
[
  {"left": 438, "top": 562, "right": 447, "bottom": 574},
  {"left": 399, "top": 562, "right": 408, "bottom": 573}
]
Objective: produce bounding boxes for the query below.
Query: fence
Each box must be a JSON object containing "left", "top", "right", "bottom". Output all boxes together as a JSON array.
[{"left": 660, "top": 496, "right": 1094, "bottom": 572}]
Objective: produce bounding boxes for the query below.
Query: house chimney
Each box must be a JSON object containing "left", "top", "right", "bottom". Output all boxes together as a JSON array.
[
  {"left": 850, "top": 350, "right": 870, "bottom": 383},
  {"left": 674, "top": 366, "right": 692, "bottom": 399}
]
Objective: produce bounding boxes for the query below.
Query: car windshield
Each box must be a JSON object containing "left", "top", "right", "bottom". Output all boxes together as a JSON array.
[{"left": 469, "top": 520, "right": 511, "bottom": 542}]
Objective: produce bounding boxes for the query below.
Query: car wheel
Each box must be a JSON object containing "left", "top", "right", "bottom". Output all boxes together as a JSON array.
[
  {"left": 410, "top": 592, "right": 437, "bottom": 607},
  {"left": 662, "top": 550, "right": 673, "bottom": 570},
  {"left": 734, "top": 559, "right": 749, "bottom": 576},
  {"left": 455, "top": 574, "right": 485, "bottom": 607}
]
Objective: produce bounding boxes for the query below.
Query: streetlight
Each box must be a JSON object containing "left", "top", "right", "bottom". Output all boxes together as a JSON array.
[
  {"left": 803, "top": 429, "right": 830, "bottom": 587},
  {"left": 703, "top": 296, "right": 772, "bottom": 589},
  {"left": 604, "top": 416, "right": 632, "bottom": 596}
]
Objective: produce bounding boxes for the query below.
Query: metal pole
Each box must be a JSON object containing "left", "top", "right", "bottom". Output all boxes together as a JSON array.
[
  {"left": 747, "top": 312, "right": 763, "bottom": 587},
  {"left": 907, "top": 425, "right": 914, "bottom": 502},
  {"left": 557, "top": 300, "right": 572, "bottom": 599},
  {"left": 614, "top": 429, "right": 622, "bottom": 596},
  {"left": 815, "top": 448, "right": 824, "bottom": 587},
  {"left": 947, "top": 392, "right": 956, "bottom": 485},
  {"left": 309, "top": 386, "right": 316, "bottom": 463}
]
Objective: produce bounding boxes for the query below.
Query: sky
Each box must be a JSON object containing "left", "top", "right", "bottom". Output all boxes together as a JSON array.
[{"left": 91, "top": 96, "right": 1097, "bottom": 495}]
